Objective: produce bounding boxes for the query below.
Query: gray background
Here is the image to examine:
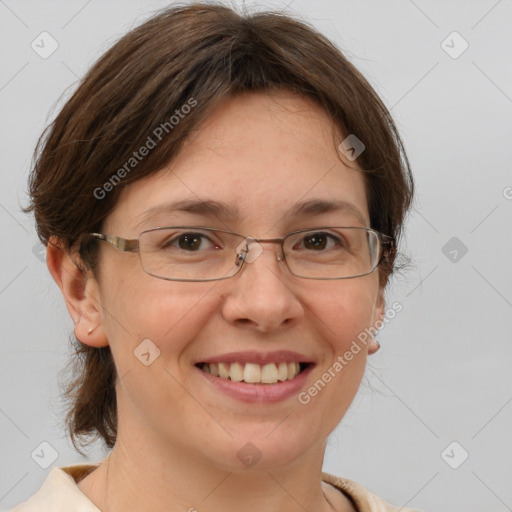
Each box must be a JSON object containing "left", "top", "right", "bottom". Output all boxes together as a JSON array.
[{"left": 1, "top": 0, "right": 511, "bottom": 510}]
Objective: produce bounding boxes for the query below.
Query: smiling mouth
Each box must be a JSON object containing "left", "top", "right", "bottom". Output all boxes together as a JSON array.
[{"left": 195, "top": 361, "right": 311, "bottom": 384}]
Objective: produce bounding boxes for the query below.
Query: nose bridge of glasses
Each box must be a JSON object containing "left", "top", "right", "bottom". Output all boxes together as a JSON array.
[{"left": 236, "top": 236, "right": 284, "bottom": 264}]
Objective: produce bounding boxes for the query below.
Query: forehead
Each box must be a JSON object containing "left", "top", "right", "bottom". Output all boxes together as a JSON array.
[{"left": 107, "top": 91, "right": 369, "bottom": 234}]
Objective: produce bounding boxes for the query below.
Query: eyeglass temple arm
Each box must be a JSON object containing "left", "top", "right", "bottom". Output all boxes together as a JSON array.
[{"left": 89, "top": 233, "right": 139, "bottom": 252}]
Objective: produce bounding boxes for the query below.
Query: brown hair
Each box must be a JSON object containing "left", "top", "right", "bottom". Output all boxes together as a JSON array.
[{"left": 25, "top": 2, "right": 413, "bottom": 452}]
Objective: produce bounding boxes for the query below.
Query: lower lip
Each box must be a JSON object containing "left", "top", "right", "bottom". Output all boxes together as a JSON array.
[{"left": 196, "top": 364, "right": 314, "bottom": 403}]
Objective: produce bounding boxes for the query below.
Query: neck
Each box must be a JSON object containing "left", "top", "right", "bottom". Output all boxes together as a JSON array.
[{"left": 78, "top": 426, "right": 348, "bottom": 512}]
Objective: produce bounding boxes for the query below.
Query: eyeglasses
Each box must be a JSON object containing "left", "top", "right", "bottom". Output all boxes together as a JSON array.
[{"left": 88, "top": 226, "right": 394, "bottom": 282}]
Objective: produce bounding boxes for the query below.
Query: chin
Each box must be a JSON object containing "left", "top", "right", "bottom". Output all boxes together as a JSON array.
[{"left": 197, "top": 420, "right": 323, "bottom": 472}]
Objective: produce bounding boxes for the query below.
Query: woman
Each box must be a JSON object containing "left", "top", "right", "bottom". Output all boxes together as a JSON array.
[{"left": 13, "top": 3, "right": 414, "bottom": 511}]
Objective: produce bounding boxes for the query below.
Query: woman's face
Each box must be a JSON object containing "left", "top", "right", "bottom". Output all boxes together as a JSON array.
[{"left": 90, "top": 91, "right": 385, "bottom": 468}]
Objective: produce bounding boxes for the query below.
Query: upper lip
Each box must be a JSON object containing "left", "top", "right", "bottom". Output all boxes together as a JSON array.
[{"left": 195, "top": 350, "right": 314, "bottom": 365}]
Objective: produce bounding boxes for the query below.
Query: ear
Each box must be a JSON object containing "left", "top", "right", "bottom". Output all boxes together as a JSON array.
[
  {"left": 368, "top": 289, "right": 385, "bottom": 355},
  {"left": 46, "top": 237, "right": 109, "bottom": 347}
]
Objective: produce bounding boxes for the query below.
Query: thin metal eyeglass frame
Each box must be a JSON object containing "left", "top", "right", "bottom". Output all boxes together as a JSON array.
[{"left": 87, "top": 226, "right": 395, "bottom": 282}]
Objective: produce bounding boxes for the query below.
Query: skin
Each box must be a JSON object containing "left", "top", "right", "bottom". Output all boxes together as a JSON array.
[{"left": 48, "top": 90, "right": 385, "bottom": 512}]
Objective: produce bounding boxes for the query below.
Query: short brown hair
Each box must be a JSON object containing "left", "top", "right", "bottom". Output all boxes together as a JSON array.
[{"left": 25, "top": 2, "right": 413, "bottom": 452}]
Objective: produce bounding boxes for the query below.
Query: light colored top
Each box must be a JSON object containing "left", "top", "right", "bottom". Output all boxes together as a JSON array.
[{"left": 9, "top": 464, "right": 418, "bottom": 512}]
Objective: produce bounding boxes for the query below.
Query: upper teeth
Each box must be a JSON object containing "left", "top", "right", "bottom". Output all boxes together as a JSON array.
[{"left": 200, "top": 362, "right": 302, "bottom": 384}]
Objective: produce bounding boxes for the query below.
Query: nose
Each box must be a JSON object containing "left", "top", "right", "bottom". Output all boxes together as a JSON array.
[{"left": 220, "top": 240, "right": 304, "bottom": 332}]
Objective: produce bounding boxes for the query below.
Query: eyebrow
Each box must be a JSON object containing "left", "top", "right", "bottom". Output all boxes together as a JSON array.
[{"left": 136, "top": 197, "right": 368, "bottom": 229}]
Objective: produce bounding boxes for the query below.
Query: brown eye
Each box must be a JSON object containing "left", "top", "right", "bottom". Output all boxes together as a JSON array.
[
  {"left": 296, "top": 232, "right": 344, "bottom": 251},
  {"left": 178, "top": 233, "right": 205, "bottom": 251},
  {"left": 303, "top": 233, "right": 328, "bottom": 250},
  {"left": 161, "top": 232, "right": 216, "bottom": 251}
]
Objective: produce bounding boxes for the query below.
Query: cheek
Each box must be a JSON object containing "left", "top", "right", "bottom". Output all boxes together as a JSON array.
[
  {"left": 310, "top": 279, "right": 379, "bottom": 353},
  {"left": 294, "top": 282, "right": 379, "bottom": 436},
  {"left": 99, "top": 271, "right": 219, "bottom": 368}
]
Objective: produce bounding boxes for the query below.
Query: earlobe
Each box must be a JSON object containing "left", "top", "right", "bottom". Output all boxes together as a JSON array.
[
  {"left": 368, "top": 292, "right": 386, "bottom": 355},
  {"left": 74, "top": 317, "right": 109, "bottom": 348},
  {"left": 46, "top": 237, "right": 109, "bottom": 348},
  {"left": 368, "top": 337, "right": 380, "bottom": 355}
]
